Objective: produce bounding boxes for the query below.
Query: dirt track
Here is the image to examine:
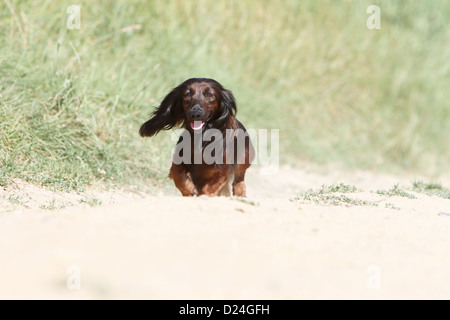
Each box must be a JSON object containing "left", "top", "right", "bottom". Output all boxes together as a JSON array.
[{"left": 1, "top": 166, "right": 450, "bottom": 299}]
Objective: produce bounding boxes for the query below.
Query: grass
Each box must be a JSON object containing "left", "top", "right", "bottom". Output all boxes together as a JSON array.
[
  {"left": 39, "top": 200, "right": 66, "bottom": 211},
  {"left": 1, "top": 1, "right": 449, "bottom": 191},
  {"left": 294, "top": 183, "right": 378, "bottom": 207},
  {"left": 294, "top": 180, "right": 450, "bottom": 209},
  {"left": 8, "top": 195, "right": 27, "bottom": 207},
  {"left": 296, "top": 183, "right": 361, "bottom": 200},
  {"left": 376, "top": 184, "right": 417, "bottom": 199},
  {"left": 412, "top": 181, "right": 450, "bottom": 199},
  {"left": 230, "top": 196, "right": 260, "bottom": 207},
  {"left": 79, "top": 196, "right": 103, "bottom": 207},
  {"left": 385, "top": 203, "right": 400, "bottom": 210}
]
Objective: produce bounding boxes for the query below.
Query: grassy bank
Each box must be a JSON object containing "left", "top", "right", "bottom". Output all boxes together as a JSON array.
[{"left": 1, "top": 0, "right": 449, "bottom": 191}]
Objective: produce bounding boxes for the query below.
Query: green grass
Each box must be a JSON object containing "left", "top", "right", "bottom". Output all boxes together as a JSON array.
[
  {"left": 412, "top": 181, "right": 450, "bottom": 199},
  {"left": 376, "top": 184, "right": 417, "bottom": 199},
  {"left": 294, "top": 183, "right": 378, "bottom": 207},
  {"left": 385, "top": 203, "right": 400, "bottom": 210},
  {"left": 79, "top": 196, "right": 103, "bottom": 207},
  {"left": 230, "top": 196, "right": 260, "bottom": 207},
  {"left": 296, "top": 183, "right": 361, "bottom": 200},
  {"left": 309, "top": 194, "right": 379, "bottom": 207},
  {"left": 1, "top": 1, "right": 449, "bottom": 191},
  {"left": 39, "top": 200, "right": 66, "bottom": 211},
  {"left": 8, "top": 194, "right": 27, "bottom": 206}
]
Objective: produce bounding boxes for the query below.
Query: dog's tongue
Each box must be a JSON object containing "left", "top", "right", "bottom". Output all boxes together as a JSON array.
[{"left": 190, "top": 121, "right": 205, "bottom": 131}]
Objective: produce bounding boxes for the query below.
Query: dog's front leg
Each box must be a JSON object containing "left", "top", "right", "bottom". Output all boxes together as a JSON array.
[
  {"left": 169, "top": 163, "right": 197, "bottom": 196},
  {"left": 232, "top": 163, "right": 250, "bottom": 197}
]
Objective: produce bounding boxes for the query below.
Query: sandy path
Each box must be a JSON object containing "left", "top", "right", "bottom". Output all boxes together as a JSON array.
[{"left": 1, "top": 166, "right": 450, "bottom": 299}]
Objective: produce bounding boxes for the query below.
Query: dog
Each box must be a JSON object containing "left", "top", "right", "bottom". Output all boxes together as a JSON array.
[{"left": 139, "top": 78, "right": 254, "bottom": 197}]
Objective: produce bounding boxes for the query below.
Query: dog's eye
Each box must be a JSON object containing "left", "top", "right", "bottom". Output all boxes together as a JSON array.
[
  {"left": 184, "top": 92, "right": 192, "bottom": 99},
  {"left": 206, "top": 92, "right": 215, "bottom": 99}
]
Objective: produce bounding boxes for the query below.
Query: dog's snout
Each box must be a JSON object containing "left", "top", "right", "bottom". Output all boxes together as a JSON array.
[{"left": 189, "top": 104, "right": 204, "bottom": 120}]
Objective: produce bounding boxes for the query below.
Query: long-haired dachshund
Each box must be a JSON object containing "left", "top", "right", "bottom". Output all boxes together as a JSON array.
[{"left": 139, "top": 78, "right": 254, "bottom": 197}]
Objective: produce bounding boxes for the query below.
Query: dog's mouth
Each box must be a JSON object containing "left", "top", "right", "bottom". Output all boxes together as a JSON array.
[{"left": 190, "top": 121, "right": 205, "bottom": 131}]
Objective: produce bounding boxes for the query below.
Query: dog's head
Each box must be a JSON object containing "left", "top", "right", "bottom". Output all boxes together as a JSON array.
[{"left": 139, "top": 78, "right": 236, "bottom": 137}]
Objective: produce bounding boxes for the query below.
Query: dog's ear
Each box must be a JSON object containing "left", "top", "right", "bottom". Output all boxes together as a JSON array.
[
  {"left": 209, "top": 89, "right": 237, "bottom": 131},
  {"left": 139, "top": 84, "right": 185, "bottom": 137}
]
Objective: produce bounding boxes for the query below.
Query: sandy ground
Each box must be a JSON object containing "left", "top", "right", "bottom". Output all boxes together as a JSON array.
[{"left": 1, "top": 165, "right": 450, "bottom": 299}]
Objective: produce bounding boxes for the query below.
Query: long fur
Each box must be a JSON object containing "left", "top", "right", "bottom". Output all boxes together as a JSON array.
[
  {"left": 139, "top": 78, "right": 252, "bottom": 197},
  {"left": 139, "top": 78, "right": 236, "bottom": 137},
  {"left": 139, "top": 83, "right": 185, "bottom": 137}
]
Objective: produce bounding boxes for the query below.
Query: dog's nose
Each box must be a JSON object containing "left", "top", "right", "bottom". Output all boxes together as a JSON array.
[{"left": 189, "top": 104, "right": 204, "bottom": 120}]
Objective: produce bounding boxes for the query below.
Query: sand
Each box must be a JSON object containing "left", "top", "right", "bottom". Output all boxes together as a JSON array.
[{"left": 1, "top": 165, "right": 449, "bottom": 299}]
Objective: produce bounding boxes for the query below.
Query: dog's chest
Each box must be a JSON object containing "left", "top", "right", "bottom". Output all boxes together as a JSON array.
[{"left": 189, "top": 163, "right": 232, "bottom": 185}]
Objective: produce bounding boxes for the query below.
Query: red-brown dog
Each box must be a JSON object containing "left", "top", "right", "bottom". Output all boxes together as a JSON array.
[{"left": 139, "top": 78, "right": 254, "bottom": 197}]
